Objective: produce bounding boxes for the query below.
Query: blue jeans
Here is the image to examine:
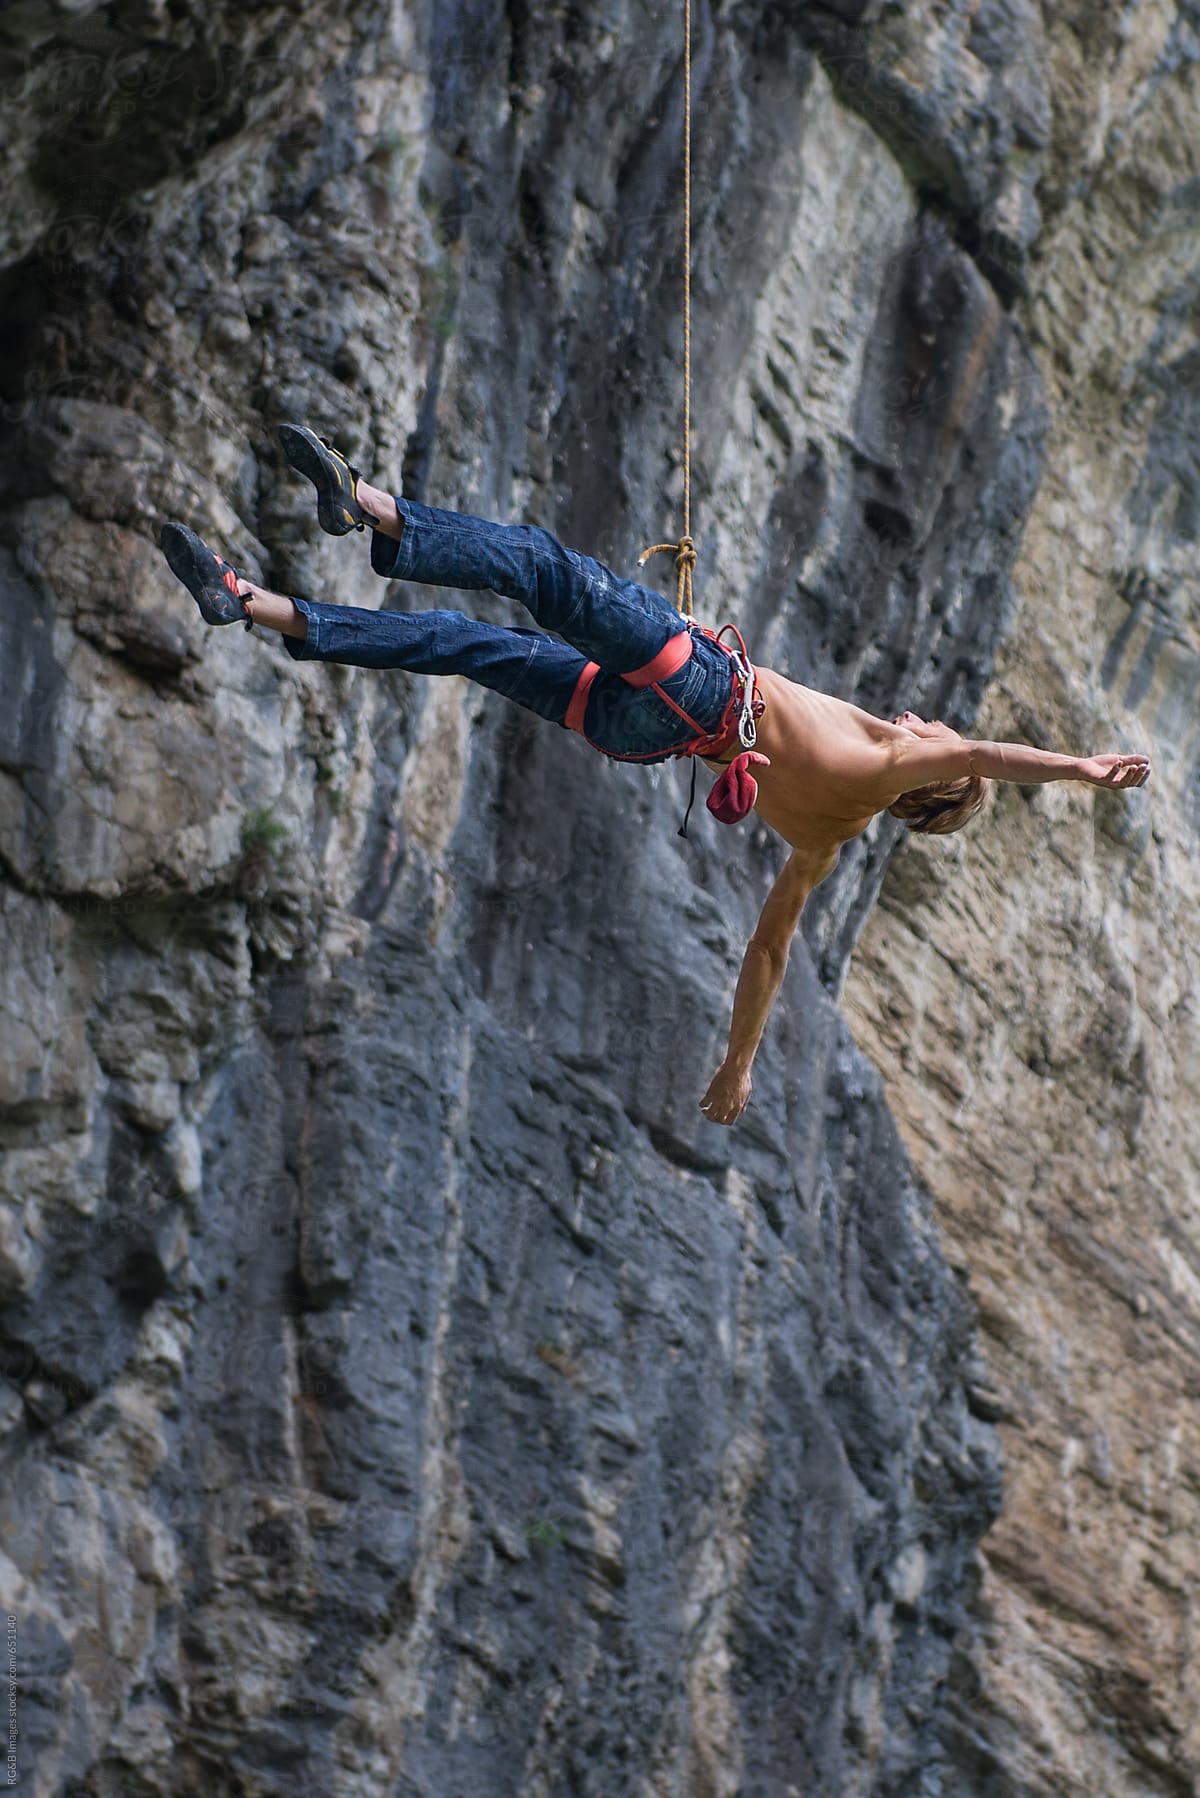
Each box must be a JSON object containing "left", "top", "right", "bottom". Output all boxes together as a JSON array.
[{"left": 283, "top": 498, "right": 733, "bottom": 762}]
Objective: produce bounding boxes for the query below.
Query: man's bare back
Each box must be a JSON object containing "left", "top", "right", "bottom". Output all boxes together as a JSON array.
[
  {"left": 698, "top": 664, "right": 1150, "bottom": 1125},
  {"left": 714, "top": 668, "right": 906, "bottom": 850}
]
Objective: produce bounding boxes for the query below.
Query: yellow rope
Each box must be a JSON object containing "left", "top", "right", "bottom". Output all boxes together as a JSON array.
[{"left": 639, "top": 0, "right": 695, "bottom": 618}]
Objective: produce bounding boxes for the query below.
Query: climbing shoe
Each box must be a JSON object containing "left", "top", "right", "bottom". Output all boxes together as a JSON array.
[
  {"left": 278, "top": 423, "right": 365, "bottom": 536},
  {"left": 160, "top": 522, "right": 253, "bottom": 628}
]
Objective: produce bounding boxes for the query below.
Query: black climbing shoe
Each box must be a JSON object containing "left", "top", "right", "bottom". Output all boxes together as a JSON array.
[
  {"left": 160, "top": 522, "right": 253, "bottom": 628},
  {"left": 278, "top": 423, "right": 365, "bottom": 536}
]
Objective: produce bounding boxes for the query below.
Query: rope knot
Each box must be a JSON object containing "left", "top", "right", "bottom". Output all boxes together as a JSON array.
[{"left": 637, "top": 534, "right": 697, "bottom": 618}]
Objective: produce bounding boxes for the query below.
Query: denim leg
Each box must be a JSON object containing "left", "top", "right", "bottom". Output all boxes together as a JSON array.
[
  {"left": 370, "top": 499, "right": 686, "bottom": 674},
  {"left": 283, "top": 599, "right": 583, "bottom": 724},
  {"left": 280, "top": 596, "right": 731, "bottom": 758}
]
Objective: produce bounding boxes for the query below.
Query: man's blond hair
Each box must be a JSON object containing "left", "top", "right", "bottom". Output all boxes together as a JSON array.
[{"left": 887, "top": 774, "right": 989, "bottom": 834}]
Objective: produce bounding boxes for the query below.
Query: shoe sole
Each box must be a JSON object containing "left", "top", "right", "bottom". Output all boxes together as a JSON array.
[
  {"left": 279, "top": 423, "right": 364, "bottom": 536},
  {"left": 160, "top": 522, "right": 249, "bottom": 626}
]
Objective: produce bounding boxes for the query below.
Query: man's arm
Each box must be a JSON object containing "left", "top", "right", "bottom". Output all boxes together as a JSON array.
[
  {"left": 887, "top": 724, "right": 1150, "bottom": 793},
  {"left": 700, "top": 847, "right": 837, "bottom": 1127}
]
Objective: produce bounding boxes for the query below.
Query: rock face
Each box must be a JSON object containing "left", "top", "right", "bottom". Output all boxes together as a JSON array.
[
  {"left": 838, "top": 4, "right": 1200, "bottom": 1794},
  {"left": 0, "top": 1, "right": 1186, "bottom": 1794}
]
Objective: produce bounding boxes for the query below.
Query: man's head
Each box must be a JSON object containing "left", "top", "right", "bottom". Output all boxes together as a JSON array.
[
  {"left": 887, "top": 774, "right": 988, "bottom": 834},
  {"left": 887, "top": 712, "right": 989, "bottom": 834}
]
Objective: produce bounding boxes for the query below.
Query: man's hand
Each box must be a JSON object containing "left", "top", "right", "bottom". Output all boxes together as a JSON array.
[
  {"left": 1075, "top": 752, "right": 1150, "bottom": 788},
  {"left": 700, "top": 1062, "right": 753, "bottom": 1127}
]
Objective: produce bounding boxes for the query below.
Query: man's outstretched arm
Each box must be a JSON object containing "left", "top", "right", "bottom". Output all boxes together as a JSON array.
[
  {"left": 700, "top": 847, "right": 837, "bottom": 1127},
  {"left": 888, "top": 720, "right": 1150, "bottom": 791}
]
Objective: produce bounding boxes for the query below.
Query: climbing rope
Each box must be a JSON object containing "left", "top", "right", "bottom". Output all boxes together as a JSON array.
[{"left": 639, "top": 0, "right": 695, "bottom": 618}]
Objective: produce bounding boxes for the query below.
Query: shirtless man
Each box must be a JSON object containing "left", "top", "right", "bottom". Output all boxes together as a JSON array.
[{"left": 161, "top": 426, "right": 1150, "bottom": 1126}]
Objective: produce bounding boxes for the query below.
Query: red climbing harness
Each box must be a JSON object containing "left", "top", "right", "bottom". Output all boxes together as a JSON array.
[
  {"left": 564, "top": 621, "right": 766, "bottom": 825},
  {"left": 565, "top": 623, "right": 762, "bottom": 758}
]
